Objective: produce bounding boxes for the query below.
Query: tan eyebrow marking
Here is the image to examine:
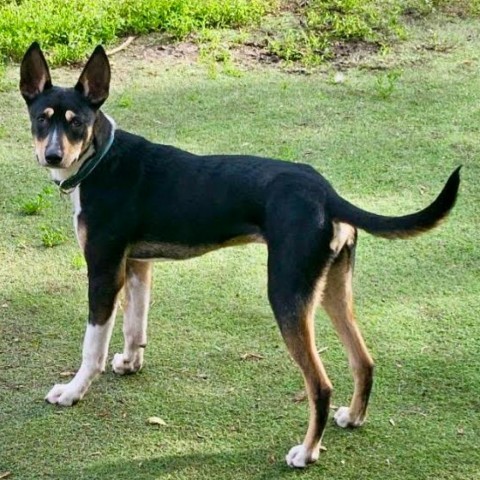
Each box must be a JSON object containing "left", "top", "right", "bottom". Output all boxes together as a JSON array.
[
  {"left": 65, "top": 110, "right": 76, "bottom": 122},
  {"left": 43, "top": 107, "right": 54, "bottom": 118}
]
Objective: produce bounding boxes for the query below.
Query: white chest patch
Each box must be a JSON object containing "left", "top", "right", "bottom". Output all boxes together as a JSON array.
[{"left": 71, "top": 187, "right": 86, "bottom": 250}]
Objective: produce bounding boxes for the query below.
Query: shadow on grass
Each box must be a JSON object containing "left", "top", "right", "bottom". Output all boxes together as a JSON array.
[{"left": 56, "top": 449, "right": 302, "bottom": 480}]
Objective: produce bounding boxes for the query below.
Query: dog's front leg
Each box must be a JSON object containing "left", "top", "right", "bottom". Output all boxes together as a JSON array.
[
  {"left": 112, "top": 259, "right": 152, "bottom": 375},
  {"left": 45, "top": 250, "right": 126, "bottom": 406}
]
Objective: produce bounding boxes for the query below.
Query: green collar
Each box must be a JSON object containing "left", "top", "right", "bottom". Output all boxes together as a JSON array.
[{"left": 55, "top": 127, "right": 115, "bottom": 194}]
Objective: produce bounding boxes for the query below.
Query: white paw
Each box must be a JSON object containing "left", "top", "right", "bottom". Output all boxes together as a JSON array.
[
  {"left": 45, "top": 383, "right": 84, "bottom": 406},
  {"left": 334, "top": 406, "right": 364, "bottom": 428},
  {"left": 112, "top": 352, "right": 143, "bottom": 375},
  {"left": 285, "top": 444, "right": 319, "bottom": 468}
]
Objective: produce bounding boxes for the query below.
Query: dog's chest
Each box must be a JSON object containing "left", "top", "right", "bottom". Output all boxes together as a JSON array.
[{"left": 71, "top": 187, "right": 86, "bottom": 251}]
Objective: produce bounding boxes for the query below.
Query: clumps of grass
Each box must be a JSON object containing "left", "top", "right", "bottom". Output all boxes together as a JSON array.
[
  {"left": 0, "top": 55, "right": 9, "bottom": 92},
  {"left": 19, "top": 186, "right": 55, "bottom": 216},
  {"left": 401, "top": 0, "right": 480, "bottom": 17},
  {"left": 116, "top": 93, "right": 134, "bottom": 109},
  {"left": 198, "top": 30, "right": 243, "bottom": 78},
  {"left": 375, "top": 69, "right": 402, "bottom": 99},
  {"left": 266, "top": 0, "right": 405, "bottom": 65},
  {"left": 40, "top": 225, "right": 66, "bottom": 248},
  {"left": 0, "top": 0, "right": 276, "bottom": 65},
  {"left": 268, "top": 29, "right": 328, "bottom": 65},
  {"left": 71, "top": 253, "right": 86, "bottom": 270}
]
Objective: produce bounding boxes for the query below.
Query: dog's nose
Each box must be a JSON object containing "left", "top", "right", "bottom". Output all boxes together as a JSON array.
[{"left": 45, "top": 151, "right": 63, "bottom": 165}]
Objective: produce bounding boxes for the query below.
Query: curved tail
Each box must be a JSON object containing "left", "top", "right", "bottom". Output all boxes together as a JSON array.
[{"left": 328, "top": 167, "right": 461, "bottom": 239}]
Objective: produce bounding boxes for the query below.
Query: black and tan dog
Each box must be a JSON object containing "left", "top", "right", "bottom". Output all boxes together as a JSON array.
[{"left": 20, "top": 42, "right": 460, "bottom": 468}]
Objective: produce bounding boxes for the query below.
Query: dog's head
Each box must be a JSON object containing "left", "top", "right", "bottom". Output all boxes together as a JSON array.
[{"left": 20, "top": 43, "right": 110, "bottom": 170}]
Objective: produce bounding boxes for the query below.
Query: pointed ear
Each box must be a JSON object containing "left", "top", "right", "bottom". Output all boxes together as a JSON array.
[
  {"left": 20, "top": 42, "right": 52, "bottom": 103},
  {"left": 74, "top": 46, "right": 110, "bottom": 108}
]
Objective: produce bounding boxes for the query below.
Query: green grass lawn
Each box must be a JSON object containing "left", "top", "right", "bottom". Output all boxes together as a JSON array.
[{"left": 1, "top": 16, "right": 479, "bottom": 480}]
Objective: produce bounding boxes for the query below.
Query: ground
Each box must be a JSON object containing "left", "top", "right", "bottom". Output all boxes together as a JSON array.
[{"left": 0, "top": 13, "right": 479, "bottom": 480}]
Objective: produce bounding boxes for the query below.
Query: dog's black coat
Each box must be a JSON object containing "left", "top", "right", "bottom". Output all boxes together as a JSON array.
[{"left": 81, "top": 126, "right": 461, "bottom": 254}]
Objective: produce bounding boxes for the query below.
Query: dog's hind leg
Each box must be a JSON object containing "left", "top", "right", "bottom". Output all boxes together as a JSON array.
[
  {"left": 266, "top": 203, "right": 334, "bottom": 468},
  {"left": 321, "top": 243, "right": 374, "bottom": 428},
  {"left": 113, "top": 260, "right": 152, "bottom": 375},
  {"left": 45, "top": 247, "right": 126, "bottom": 406},
  {"left": 268, "top": 258, "right": 333, "bottom": 468}
]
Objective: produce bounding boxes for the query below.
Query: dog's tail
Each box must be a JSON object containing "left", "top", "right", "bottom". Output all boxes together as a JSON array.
[{"left": 328, "top": 167, "right": 461, "bottom": 239}]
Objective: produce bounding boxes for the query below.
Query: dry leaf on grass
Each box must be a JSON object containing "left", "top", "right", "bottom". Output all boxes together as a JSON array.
[
  {"left": 389, "top": 418, "right": 396, "bottom": 426},
  {"left": 0, "top": 472, "right": 12, "bottom": 479},
  {"left": 240, "top": 352, "right": 264, "bottom": 361},
  {"left": 292, "top": 390, "right": 307, "bottom": 403},
  {"left": 147, "top": 416, "right": 167, "bottom": 426},
  {"left": 59, "top": 371, "right": 76, "bottom": 377}
]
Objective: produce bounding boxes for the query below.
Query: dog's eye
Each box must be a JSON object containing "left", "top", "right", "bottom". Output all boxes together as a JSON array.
[
  {"left": 37, "top": 114, "right": 47, "bottom": 124},
  {"left": 70, "top": 118, "right": 82, "bottom": 128}
]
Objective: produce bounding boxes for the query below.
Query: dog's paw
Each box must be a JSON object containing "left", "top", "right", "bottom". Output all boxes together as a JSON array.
[
  {"left": 112, "top": 352, "right": 143, "bottom": 375},
  {"left": 45, "top": 383, "right": 83, "bottom": 406},
  {"left": 333, "top": 406, "right": 364, "bottom": 428},
  {"left": 285, "top": 444, "right": 319, "bottom": 468}
]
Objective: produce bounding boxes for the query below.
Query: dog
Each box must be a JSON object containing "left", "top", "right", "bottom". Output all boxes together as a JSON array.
[{"left": 20, "top": 42, "right": 460, "bottom": 468}]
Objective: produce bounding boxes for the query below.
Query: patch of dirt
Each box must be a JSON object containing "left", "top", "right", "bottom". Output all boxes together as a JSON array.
[
  {"left": 120, "top": 37, "right": 200, "bottom": 66},
  {"left": 230, "top": 41, "right": 282, "bottom": 67},
  {"left": 110, "top": 33, "right": 385, "bottom": 74},
  {"left": 331, "top": 40, "right": 381, "bottom": 69}
]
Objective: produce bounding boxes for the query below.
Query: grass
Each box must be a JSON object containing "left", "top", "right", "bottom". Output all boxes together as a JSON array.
[
  {"left": 18, "top": 185, "right": 55, "bottom": 216},
  {"left": 1, "top": 14, "right": 480, "bottom": 480},
  {"left": 0, "top": 0, "right": 478, "bottom": 68},
  {"left": 0, "top": 0, "right": 275, "bottom": 65}
]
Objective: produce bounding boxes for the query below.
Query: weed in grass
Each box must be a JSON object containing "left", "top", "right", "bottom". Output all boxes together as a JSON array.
[
  {"left": 71, "top": 252, "right": 86, "bottom": 270},
  {"left": 277, "top": 144, "right": 297, "bottom": 161},
  {"left": 0, "top": 56, "right": 8, "bottom": 92},
  {"left": 424, "top": 31, "right": 457, "bottom": 53},
  {"left": 199, "top": 40, "right": 242, "bottom": 79},
  {"left": 40, "top": 225, "right": 67, "bottom": 247},
  {"left": 268, "top": 29, "right": 328, "bottom": 65},
  {"left": 116, "top": 93, "right": 133, "bottom": 109},
  {"left": 19, "top": 185, "right": 55, "bottom": 215},
  {"left": 375, "top": 69, "right": 402, "bottom": 99}
]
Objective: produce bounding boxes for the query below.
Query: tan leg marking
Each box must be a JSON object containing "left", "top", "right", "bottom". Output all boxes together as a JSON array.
[
  {"left": 284, "top": 274, "right": 333, "bottom": 467},
  {"left": 330, "top": 221, "right": 356, "bottom": 255},
  {"left": 321, "top": 248, "right": 374, "bottom": 428}
]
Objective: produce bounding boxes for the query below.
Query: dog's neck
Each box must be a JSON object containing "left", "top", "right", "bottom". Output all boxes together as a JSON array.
[{"left": 49, "top": 111, "right": 116, "bottom": 184}]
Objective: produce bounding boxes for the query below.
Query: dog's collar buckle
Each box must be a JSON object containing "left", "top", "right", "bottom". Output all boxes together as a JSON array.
[{"left": 53, "top": 178, "right": 75, "bottom": 195}]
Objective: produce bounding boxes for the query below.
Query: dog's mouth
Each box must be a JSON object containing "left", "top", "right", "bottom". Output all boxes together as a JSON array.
[{"left": 37, "top": 155, "right": 77, "bottom": 169}]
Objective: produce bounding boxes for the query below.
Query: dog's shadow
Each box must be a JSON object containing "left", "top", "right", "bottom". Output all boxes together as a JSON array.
[{"left": 56, "top": 449, "right": 303, "bottom": 479}]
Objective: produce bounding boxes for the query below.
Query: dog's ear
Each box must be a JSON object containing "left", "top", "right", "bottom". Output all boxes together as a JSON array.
[
  {"left": 74, "top": 46, "right": 110, "bottom": 108},
  {"left": 20, "top": 42, "right": 52, "bottom": 104}
]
